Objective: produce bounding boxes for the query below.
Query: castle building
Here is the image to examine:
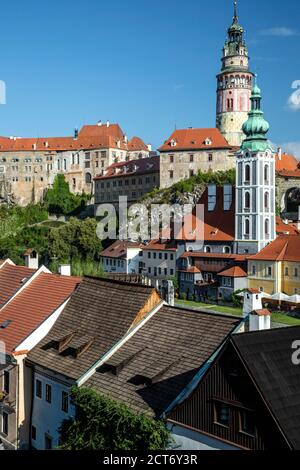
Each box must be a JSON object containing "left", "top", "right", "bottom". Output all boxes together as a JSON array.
[
  {"left": 216, "top": 1, "right": 254, "bottom": 147},
  {"left": 235, "top": 81, "right": 277, "bottom": 255}
]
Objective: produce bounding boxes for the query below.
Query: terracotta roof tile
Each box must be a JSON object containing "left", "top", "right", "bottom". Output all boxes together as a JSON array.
[
  {"left": 127, "top": 136, "right": 148, "bottom": 152},
  {"left": 94, "top": 155, "right": 159, "bottom": 180},
  {"left": 100, "top": 240, "right": 142, "bottom": 259},
  {"left": 159, "top": 128, "right": 231, "bottom": 152},
  {"left": 0, "top": 264, "right": 36, "bottom": 307},
  {"left": 0, "top": 272, "right": 81, "bottom": 354},
  {"left": 217, "top": 266, "right": 247, "bottom": 278},
  {"left": 248, "top": 234, "right": 300, "bottom": 262}
]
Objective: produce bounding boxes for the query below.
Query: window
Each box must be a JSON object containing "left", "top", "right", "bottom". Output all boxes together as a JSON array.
[
  {"left": 244, "top": 191, "right": 250, "bottom": 210},
  {"left": 240, "top": 410, "right": 256, "bottom": 436},
  {"left": 62, "top": 391, "right": 69, "bottom": 413},
  {"left": 169, "top": 170, "right": 174, "bottom": 179},
  {"left": 46, "top": 384, "right": 52, "bottom": 404},
  {"left": 252, "top": 265, "right": 257, "bottom": 276},
  {"left": 285, "top": 267, "right": 289, "bottom": 276},
  {"left": 264, "top": 165, "right": 269, "bottom": 183},
  {"left": 148, "top": 252, "right": 151, "bottom": 259},
  {"left": 44, "top": 434, "right": 52, "bottom": 450},
  {"left": 264, "top": 192, "right": 269, "bottom": 210},
  {"left": 170, "top": 254, "right": 174, "bottom": 261},
  {"left": 208, "top": 154, "right": 213, "bottom": 162},
  {"left": 245, "top": 164, "right": 250, "bottom": 183},
  {"left": 2, "top": 411, "right": 8, "bottom": 435},
  {"left": 169, "top": 155, "right": 174, "bottom": 163},
  {"left": 223, "top": 246, "right": 231, "bottom": 254},
  {"left": 265, "top": 218, "right": 270, "bottom": 237},
  {"left": 153, "top": 253, "right": 157, "bottom": 260},
  {"left": 214, "top": 403, "right": 230, "bottom": 427},
  {"left": 267, "top": 267, "right": 272, "bottom": 277},
  {"left": 189, "top": 170, "right": 195, "bottom": 178},
  {"left": 159, "top": 253, "right": 162, "bottom": 260},
  {"left": 164, "top": 253, "right": 168, "bottom": 260},
  {"left": 85, "top": 173, "right": 92, "bottom": 184},
  {"left": 170, "top": 269, "right": 174, "bottom": 276},
  {"left": 148, "top": 267, "right": 151, "bottom": 274},
  {"left": 31, "top": 426, "right": 37, "bottom": 441},
  {"left": 204, "top": 246, "right": 211, "bottom": 253},
  {"left": 85, "top": 161, "right": 91, "bottom": 169},
  {"left": 36, "top": 379, "right": 42, "bottom": 399},
  {"left": 245, "top": 219, "right": 250, "bottom": 237},
  {"left": 85, "top": 152, "right": 91, "bottom": 160},
  {"left": 4, "top": 370, "right": 9, "bottom": 394},
  {"left": 294, "top": 268, "right": 299, "bottom": 278},
  {"left": 190, "top": 155, "right": 194, "bottom": 162}
]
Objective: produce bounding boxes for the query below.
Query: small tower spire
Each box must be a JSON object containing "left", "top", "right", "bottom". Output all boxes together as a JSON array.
[{"left": 233, "top": 0, "right": 238, "bottom": 23}]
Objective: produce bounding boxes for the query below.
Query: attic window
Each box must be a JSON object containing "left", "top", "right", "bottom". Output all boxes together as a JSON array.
[
  {"left": 0, "top": 320, "right": 12, "bottom": 329},
  {"left": 204, "top": 138, "right": 212, "bottom": 146},
  {"left": 170, "top": 139, "right": 177, "bottom": 147},
  {"left": 66, "top": 335, "right": 95, "bottom": 358},
  {"left": 52, "top": 330, "right": 76, "bottom": 353}
]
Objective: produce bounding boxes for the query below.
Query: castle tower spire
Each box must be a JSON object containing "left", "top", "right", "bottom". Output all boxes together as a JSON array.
[{"left": 216, "top": 1, "right": 254, "bottom": 147}]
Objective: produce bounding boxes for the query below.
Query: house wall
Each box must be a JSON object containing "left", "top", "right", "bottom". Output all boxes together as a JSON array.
[
  {"left": 160, "top": 149, "right": 235, "bottom": 189},
  {"left": 0, "top": 362, "right": 18, "bottom": 450},
  {"left": 31, "top": 367, "right": 75, "bottom": 450},
  {"left": 168, "top": 343, "right": 290, "bottom": 450}
]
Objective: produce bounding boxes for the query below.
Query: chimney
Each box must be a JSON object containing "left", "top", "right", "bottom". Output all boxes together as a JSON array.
[
  {"left": 278, "top": 147, "right": 282, "bottom": 160},
  {"left": 58, "top": 264, "right": 71, "bottom": 277},
  {"left": 161, "top": 279, "right": 175, "bottom": 306},
  {"left": 97, "top": 120, "right": 102, "bottom": 127},
  {"left": 106, "top": 120, "right": 110, "bottom": 128},
  {"left": 249, "top": 309, "right": 271, "bottom": 332},
  {"left": 74, "top": 128, "right": 78, "bottom": 139},
  {"left": 147, "top": 144, "right": 152, "bottom": 152},
  {"left": 124, "top": 134, "right": 128, "bottom": 144},
  {"left": 24, "top": 249, "right": 39, "bottom": 270},
  {"left": 242, "top": 289, "right": 263, "bottom": 318},
  {"left": 208, "top": 184, "right": 217, "bottom": 212}
]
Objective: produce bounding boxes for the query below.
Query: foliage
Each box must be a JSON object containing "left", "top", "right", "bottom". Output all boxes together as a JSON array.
[
  {"left": 47, "top": 217, "right": 102, "bottom": 262},
  {"left": 59, "top": 387, "right": 170, "bottom": 451},
  {"left": 44, "top": 174, "right": 91, "bottom": 215},
  {"left": 231, "top": 289, "right": 244, "bottom": 308}
]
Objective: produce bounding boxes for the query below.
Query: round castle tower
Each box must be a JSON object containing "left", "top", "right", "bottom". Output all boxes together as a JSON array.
[{"left": 216, "top": 1, "right": 254, "bottom": 147}]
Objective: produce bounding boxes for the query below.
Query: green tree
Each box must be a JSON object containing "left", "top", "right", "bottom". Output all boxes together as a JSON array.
[
  {"left": 59, "top": 387, "right": 170, "bottom": 451},
  {"left": 44, "top": 175, "right": 91, "bottom": 215}
]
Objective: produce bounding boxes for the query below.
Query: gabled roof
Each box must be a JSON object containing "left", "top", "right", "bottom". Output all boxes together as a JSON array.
[
  {"left": 217, "top": 266, "right": 247, "bottom": 278},
  {"left": 0, "top": 263, "right": 36, "bottom": 308},
  {"left": 275, "top": 153, "right": 299, "bottom": 173},
  {"left": 78, "top": 123, "right": 124, "bottom": 140},
  {"left": 85, "top": 306, "right": 240, "bottom": 417},
  {"left": 0, "top": 272, "right": 81, "bottom": 354},
  {"left": 100, "top": 240, "right": 142, "bottom": 259},
  {"left": 232, "top": 327, "right": 300, "bottom": 449},
  {"left": 248, "top": 234, "right": 300, "bottom": 262},
  {"left": 27, "top": 277, "right": 161, "bottom": 380},
  {"left": 159, "top": 128, "right": 231, "bottom": 152}
]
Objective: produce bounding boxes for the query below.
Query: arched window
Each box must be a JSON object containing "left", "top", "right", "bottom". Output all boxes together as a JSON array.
[
  {"left": 265, "top": 219, "right": 270, "bottom": 237},
  {"left": 264, "top": 192, "right": 269, "bottom": 210},
  {"left": 223, "top": 246, "right": 231, "bottom": 254},
  {"left": 204, "top": 246, "right": 211, "bottom": 253},
  {"left": 63, "top": 159, "right": 67, "bottom": 171},
  {"left": 57, "top": 160, "right": 61, "bottom": 171},
  {"left": 264, "top": 165, "right": 269, "bottom": 183},
  {"left": 244, "top": 191, "right": 250, "bottom": 210},
  {"left": 245, "top": 164, "right": 250, "bottom": 183},
  {"left": 245, "top": 219, "right": 250, "bottom": 236},
  {"left": 85, "top": 172, "right": 92, "bottom": 184}
]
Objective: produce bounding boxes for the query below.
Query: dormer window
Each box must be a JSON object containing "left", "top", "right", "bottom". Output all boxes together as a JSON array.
[
  {"left": 204, "top": 138, "right": 212, "bottom": 146},
  {"left": 170, "top": 139, "right": 177, "bottom": 147}
]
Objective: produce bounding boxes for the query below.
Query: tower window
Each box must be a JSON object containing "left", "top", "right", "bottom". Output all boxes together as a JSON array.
[
  {"left": 244, "top": 192, "right": 250, "bottom": 211},
  {"left": 265, "top": 219, "right": 270, "bottom": 237},
  {"left": 244, "top": 219, "right": 250, "bottom": 237},
  {"left": 264, "top": 165, "right": 269, "bottom": 183},
  {"left": 264, "top": 192, "right": 269, "bottom": 210},
  {"left": 244, "top": 164, "right": 250, "bottom": 183}
]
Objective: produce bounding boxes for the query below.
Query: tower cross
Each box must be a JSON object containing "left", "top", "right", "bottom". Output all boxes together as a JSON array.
[{"left": 233, "top": 0, "right": 238, "bottom": 22}]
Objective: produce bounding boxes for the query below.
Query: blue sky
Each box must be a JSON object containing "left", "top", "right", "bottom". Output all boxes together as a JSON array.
[{"left": 0, "top": 0, "right": 299, "bottom": 154}]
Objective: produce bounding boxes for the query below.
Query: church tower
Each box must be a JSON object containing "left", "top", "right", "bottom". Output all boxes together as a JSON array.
[
  {"left": 235, "top": 79, "right": 276, "bottom": 255},
  {"left": 216, "top": 1, "right": 254, "bottom": 146}
]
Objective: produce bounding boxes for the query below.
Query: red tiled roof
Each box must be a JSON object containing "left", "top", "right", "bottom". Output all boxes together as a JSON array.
[
  {"left": 275, "top": 153, "right": 299, "bottom": 172},
  {"left": 248, "top": 234, "right": 300, "bottom": 262},
  {"left": 276, "top": 218, "right": 300, "bottom": 235},
  {"left": 144, "top": 239, "right": 177, "bottom": 252},
  {"left": 78, "top": 123, "right": 124, "bottom": 140},
  {"left": 217, "top": 266, "right": 247, "bottom": 278},
  {"left": 0, "top": 264, "right": 36, "bottom": 307},
  {"left": 100, "top": 240, "right": 142, "bottom": 259},
  {"left": 180, "top": 266, "right": 201, "bottom": 274},
  {"left": 128, "top": 136, "right": 148, "bottom": 152},
  {"left": 159, "top": 128, "right": 231, "bottom": 152},
  {"left": 253, "top": 309, "right": 271, "bottom": 316},
  {"left": 94, "top": 155, "right": 159, "bottom": 180},
  {"left": 0, "top": 272, "right": 81, "bottom": 354}
]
